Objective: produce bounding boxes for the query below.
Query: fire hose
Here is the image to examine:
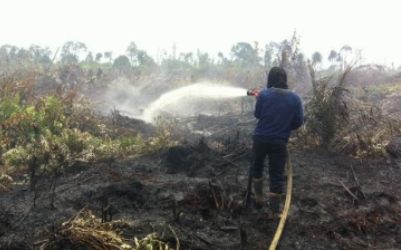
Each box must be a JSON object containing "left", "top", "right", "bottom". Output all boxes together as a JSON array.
[{"left": 268, "top": 150, "right": 293, "bottom": 250}]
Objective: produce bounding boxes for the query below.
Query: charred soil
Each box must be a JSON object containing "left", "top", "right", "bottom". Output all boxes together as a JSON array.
[{"left": 1, "top": 114, "right": 400, "bottom": 250}]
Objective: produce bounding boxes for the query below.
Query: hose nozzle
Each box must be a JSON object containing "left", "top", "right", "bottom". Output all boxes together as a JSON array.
[{"left": 247, "top": 87, "right": 261, "bottom": 97}]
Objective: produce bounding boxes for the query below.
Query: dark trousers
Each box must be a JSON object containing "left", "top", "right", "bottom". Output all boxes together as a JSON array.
[{"left": 251, "top": 140, "right": 287, "bottom": 194}]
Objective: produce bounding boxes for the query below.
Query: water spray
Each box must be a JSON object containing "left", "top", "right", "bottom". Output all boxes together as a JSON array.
[
  {"left": 103, "top": 81, "right": 263, "bottom": 123},
  {"left": 140, "top": 82, "right": 250, "bottom": 123}
]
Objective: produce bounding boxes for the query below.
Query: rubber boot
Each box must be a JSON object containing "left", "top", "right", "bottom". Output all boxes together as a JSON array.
[
  {"left": 268, "top": 192, "right": 282, "bottom": 217},
  {"left": 253, "top": 177, "right": 264, "bottom": 208}
]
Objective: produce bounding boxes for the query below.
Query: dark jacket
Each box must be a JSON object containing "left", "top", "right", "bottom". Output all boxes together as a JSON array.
[{"left": 253, "top": 87, "right": 304, "bottom": 143}]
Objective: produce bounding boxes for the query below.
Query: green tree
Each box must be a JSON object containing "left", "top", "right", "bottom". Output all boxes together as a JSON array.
[
  {"left": 197, "top": 50, "right": 211, "bottom": 69},
  {"left": 137, "top": 50, "right": 156, "bottom": 67},
  {"left": 104, "top": 51, "right": 113, "bottom": 64},
  {"left": 328, "top": 50, "right": 337, "bottom": 64},
  {"left": 16, "top": 48, "right": 33, "bottom": 62},
  {"left": 29, "top": 45, "right": 52, "bottom": 64},
  {"left": 312, "top": 51, "right": 322, "bottom": 66},
  {"left": 264, "top": 45, "right": 273, "bottom": 68},
  {"left": 126, "top": 42, "right": 138, "bottom": 65},
  {"left": 231, "top": 42, "right": 260, "bottom": 67},
  {"left": 180, "top": 52, "right": 194, "bottom": 65},
  {"left": 61, "top": 41, "right": 87, "bottom": 64},
  {"left": 113, "top": 55, "right": 131, "bottom": 71},
  {"left": 85, "top": 52, "right": 94, "bottom": 64},
  {"left": 0, "top": 45, "right": 18, "bottom": 64},
  {"left": 217, "top": 52, "right": 228, "bottom": 65},
  {"left": 95, "top": 52, "right": 103, "bottom": 62}
]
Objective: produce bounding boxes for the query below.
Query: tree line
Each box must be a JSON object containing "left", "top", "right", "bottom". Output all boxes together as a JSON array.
[{"left": 0, "top": 34, "right": 355, "bottom": 74}]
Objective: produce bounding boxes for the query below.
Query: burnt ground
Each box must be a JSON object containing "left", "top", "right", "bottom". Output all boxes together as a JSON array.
[{"left": 1, "top": 114, "right": 401, "bottom": 250}]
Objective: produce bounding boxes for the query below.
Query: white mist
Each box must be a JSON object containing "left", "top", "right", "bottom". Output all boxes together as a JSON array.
[{"left": 140, "top": 82, "right": 247, "bottom": 123}]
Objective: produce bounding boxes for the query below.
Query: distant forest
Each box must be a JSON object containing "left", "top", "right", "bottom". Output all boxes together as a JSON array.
[{"left": 1, "top": 33, "right": 400, "bottom": 95}]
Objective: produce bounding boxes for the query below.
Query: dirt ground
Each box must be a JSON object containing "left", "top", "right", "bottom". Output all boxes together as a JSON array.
[{"left": 1, "top": 114, "right": 400, "bottom": 250}]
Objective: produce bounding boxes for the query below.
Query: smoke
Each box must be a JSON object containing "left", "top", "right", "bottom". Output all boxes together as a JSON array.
[{"left": 96, "top": 77, "right": 150, "bottom": 117}]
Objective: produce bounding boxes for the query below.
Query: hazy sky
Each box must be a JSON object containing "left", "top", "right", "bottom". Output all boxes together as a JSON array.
[{"left": 1, "top": 0, "right": 400, "bottom": 65}]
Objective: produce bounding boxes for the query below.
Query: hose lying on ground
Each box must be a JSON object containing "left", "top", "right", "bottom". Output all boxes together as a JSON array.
[{"left": 268, "top": 150, "right": 293, "bottom": 250}]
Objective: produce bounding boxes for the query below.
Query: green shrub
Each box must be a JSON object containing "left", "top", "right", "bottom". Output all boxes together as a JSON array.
[
  {"left": 0, "top": 90, "right": 175, "bottom": 184},
  {"left": 304, "top": 66, "right": 350, "bottom": 146}
]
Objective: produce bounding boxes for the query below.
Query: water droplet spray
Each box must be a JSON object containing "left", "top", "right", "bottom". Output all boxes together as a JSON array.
[{"left": 140, "top": 82, "right": 248, "bottom": 123}]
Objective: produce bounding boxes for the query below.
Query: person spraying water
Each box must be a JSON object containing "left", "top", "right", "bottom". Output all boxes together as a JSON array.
[{"left": 245, "top": 67, "right": 304, "bottom": 219}]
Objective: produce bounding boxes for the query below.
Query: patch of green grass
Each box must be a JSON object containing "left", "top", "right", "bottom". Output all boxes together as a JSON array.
[{"left": 364, "top": 82, "right": 401, "bottom": 96}]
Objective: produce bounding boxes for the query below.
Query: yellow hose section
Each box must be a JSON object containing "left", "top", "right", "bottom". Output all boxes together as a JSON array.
[{"left": 268, "top": 151, "right": 293, "bottom": 250}]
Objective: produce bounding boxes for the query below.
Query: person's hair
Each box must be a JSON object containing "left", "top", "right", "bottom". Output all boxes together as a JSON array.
[{"left": 267, "top": 67, "right": 288, "bottom": 89}]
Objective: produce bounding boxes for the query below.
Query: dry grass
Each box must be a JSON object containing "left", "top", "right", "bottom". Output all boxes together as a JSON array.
[
  {"left": 301, "top": 64, "right": 401, "bottom": 157},
  {"left": 41, "top": 209, "right": 172, "bottom": 250}
]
